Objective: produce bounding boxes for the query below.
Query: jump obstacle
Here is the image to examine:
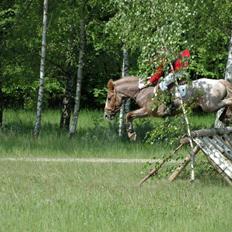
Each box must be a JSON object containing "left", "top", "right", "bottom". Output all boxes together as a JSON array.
[
  {"left": 139, "top": 127, "right": 232, "bottom": 186},
  {"left": 139, "top": 61, "right": 232, "bottom": 186}
]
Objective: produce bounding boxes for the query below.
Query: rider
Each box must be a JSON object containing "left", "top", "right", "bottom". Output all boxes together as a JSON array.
[{"left": 139, "top": 49, "right": 191, "bottom": 90}]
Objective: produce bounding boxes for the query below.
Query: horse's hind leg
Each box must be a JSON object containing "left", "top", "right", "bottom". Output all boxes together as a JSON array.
[
  {"left": 217, "top": 98, "right": 232, "bottom": 110},
  {"left": 214, "top": 98, "right": 232, "bottom": 128},
  {"left": 223, "top": 107, "right": 232, "bottom": 125},
  {"left": 126, "top": 108, "right": 148, "bottom": 141},
  {"left": 214, "top": 107, "right": 226, "bottom": 128}
]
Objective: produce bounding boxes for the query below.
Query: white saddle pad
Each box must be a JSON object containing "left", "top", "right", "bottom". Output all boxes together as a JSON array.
[{"left": 175, "top": 85, "right": 187, "bottom": 98}]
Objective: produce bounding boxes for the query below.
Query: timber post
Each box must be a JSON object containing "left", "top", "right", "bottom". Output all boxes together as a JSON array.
[
  {"left": 140, "top": 127, "right": 232, "bottom": 186},
  {"left": 171, "top": 63, "right": 196, "bottom": 181}
]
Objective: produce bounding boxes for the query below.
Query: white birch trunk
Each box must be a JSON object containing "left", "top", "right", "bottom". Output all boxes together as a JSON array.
[
  {"left": 33, "top": 0, "right": 48, "bottom": 137},
  {"left": 118, "top": 47, "right": 129, "bottom": 137},
  {"left": 225, "top": 31, "right": 232, "bottom": 82},
  {"left": 69, "top": 19, "right": 85, "bottom": 136}
]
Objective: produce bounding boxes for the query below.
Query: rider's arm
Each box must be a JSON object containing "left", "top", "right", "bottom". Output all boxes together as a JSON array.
[
  {"left": 173, "top": 49, "right": 190, "bottom": 71},
  {"left": 148, "top": 65, "right": 164, "bottom": 84}
]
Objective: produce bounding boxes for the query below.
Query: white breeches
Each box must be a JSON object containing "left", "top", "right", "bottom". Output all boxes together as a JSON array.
[{"left": 159, "top": 72, "right": 184, "bottom": 91}]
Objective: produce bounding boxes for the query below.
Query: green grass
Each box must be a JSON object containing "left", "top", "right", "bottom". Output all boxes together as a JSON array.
[
  {"left": 0, "top": 109, "right": 152, "bottom": 158},
  {"left": 0, "top": 109, "right": 216, "bottom": 158},
  {"left": 0, "top": 161, "right": 231, "bottom": 232},
  {"left": 0, "top": 110, "right": 230, "bottom": 231}
]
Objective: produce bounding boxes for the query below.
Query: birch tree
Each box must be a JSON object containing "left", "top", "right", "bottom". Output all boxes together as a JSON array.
[
  {"left": 54, "top": 1, "right": 77, "bottom": 130},
  {"left": 60, "top": 71, "right": 73, "bottom": 130},
  {"left": 225, "top": 31, "right": 232, "bottom": 82},
  {"left": 33, "top": 0, "right": 48, "bottom": 137},
  {"left": 0, "top": 78, "right": 3, "bottom": 127},
  {"left": 118, "top": 47, "right": 129, "bottom": 137},
  {"left": 69, "top": 18, "right": 85, "bottom": 136}
]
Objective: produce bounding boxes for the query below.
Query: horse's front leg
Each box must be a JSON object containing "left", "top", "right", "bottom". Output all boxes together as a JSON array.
[{"left": 126, "top": 107, "right": 148, "bottom": 141}]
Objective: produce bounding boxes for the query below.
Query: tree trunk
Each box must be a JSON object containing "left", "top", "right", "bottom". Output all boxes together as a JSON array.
[
  {"left": 69, "top": 19, "right": 85, "bottom": 136},
  {"left": 33, "top": 0, "right": 48, "bottom": 137},
  {"left": 225, "top": 31, "right": 232, "bottom": 82},
  {"left": 0, "top": 79, "right": 3, "bottom": 127},
  {"left": 60, "top": 72, "right": 73, "bottom": 130},
  {"left": 118, "top": 47, "right": 130, "bottom": 137}
]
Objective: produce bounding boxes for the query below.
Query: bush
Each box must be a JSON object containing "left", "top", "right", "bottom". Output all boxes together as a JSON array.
[{"left": 145, "top": 116, "right": 187, "bottom": 146}]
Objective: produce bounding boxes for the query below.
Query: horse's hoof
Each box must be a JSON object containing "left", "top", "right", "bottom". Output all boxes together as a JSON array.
[
  {"left": 214, "top": 120, "right": 225, "bottom": 128},
  {"left": 128, "top": 132, "right": 137, "bottom": 141}
]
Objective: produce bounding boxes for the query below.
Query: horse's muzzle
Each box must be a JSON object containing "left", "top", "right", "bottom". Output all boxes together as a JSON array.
[{"left": 104, "top": 110, "right": 116, "bottom": 120}]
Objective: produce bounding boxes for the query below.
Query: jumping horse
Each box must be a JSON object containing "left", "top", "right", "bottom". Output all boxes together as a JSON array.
[{"left": 104, "top": 76, "right": 232, "bottom": 140}]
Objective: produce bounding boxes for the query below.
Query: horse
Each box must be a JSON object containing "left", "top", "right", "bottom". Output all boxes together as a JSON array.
[{"left": 104, "top": 76, "right": 232, "bottom": 140}]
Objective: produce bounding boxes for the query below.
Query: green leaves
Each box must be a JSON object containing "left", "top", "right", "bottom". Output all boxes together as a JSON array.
[
  {"left": 1, "top": 0, "right": 232, "bottom": 111},
  {"left": 0, "top": 8, "right": 16, "bottom": 32},
  {"left": 107, "top": 0, "right": 232, "bottom": 79},
  {"left": 145, "top": 116, "right": 185, "bottom": 145},
  {"left": 93, "top": 87, "right": 107, "bottom": 105},
  {"left": 107, "top": 0, "right": 192, "bottom": 75}
]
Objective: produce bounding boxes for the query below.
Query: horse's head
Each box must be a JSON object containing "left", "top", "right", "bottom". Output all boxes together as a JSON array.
[{"left": 104, "top": 79, "right": 123, "bottom": 120}]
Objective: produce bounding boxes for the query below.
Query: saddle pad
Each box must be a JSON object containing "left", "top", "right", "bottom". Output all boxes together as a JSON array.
[{"left": 175, "top": 85, "right": 187, "bottom": 98}]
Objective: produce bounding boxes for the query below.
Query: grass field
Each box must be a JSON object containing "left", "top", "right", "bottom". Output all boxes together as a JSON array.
[
  {"left": 0, "top": 109, "right": 157, "bottom": 158},
  {"left": 1, "top": 109, "right": 231, "bottom": 232},
  {"left": 0, "top": 109, "right": 215, "bottom": 158},
  {"left": 0, "top": 161, "right": 231, "bottom": 232}
]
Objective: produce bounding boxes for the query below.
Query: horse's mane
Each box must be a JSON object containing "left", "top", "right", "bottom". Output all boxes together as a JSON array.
[{"left": 114, "top": 76, "right": 138, "bottom": 86}]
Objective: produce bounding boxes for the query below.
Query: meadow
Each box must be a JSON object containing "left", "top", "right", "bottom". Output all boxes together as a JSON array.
[
  {"left": 0, "top": 109, "right": 215, "bottom": 158},
  {"left": 0, "top": 162, "right": 231, "bottom": 232},
  {"left": 0, "top": 109, "right": 231, "bottom": 232}
]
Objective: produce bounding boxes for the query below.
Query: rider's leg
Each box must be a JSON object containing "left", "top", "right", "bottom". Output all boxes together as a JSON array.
[
  {"left": 159, "top": 71, "right": 186, "bottom": 91},
  {"left": 156, "top": 73, "right": 177, "bottom": 115},
  {"left": 159, "top": 73, "right": 175, "bottom": 91}
]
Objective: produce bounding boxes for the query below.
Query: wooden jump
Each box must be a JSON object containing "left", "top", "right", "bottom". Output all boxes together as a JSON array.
[{"left": 140, "top": 127, "right": 232, "bottom": 186}]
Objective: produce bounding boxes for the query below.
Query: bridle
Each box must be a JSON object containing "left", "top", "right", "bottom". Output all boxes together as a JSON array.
[
  {"left": 104, "top": 88, "right": 122, "bottom": 114},
  {"left": 105, "top": 84, "right": 140, "bottom": 115}
]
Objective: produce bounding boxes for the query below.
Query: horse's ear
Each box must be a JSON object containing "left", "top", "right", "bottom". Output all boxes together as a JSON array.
[{"left": 107, "top": 79, "right": 114, "bottom": 91}]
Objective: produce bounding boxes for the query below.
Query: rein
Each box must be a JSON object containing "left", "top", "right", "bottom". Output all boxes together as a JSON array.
[{"left": 116, "top": 87, "right": 141, "bottom": 102}]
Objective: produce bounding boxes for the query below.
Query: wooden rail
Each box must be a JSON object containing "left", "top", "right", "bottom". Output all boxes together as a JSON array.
[{"left": 140, "top": 127, "right": 232, "bottom": 186}]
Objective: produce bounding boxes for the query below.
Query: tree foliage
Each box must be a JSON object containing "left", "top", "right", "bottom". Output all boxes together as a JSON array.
[
  {"left": 0, "top": 0, "right": 231, "bottom": 112},
  {"left": 108, "top": 0, "right": 232, "bottom": 78}
]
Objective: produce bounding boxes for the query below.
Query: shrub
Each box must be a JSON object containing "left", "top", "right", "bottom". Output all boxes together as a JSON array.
[{"left": 145, "top": 116, "right": 186, "bottom": 146}]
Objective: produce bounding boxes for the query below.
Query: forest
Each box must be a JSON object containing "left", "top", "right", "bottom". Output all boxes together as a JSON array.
[
  {"left": 1, "top": 1, "right": 232, "bottom": 231},
  {"left": 1, "top": 0, "right": 232, "bottom": 134}
]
